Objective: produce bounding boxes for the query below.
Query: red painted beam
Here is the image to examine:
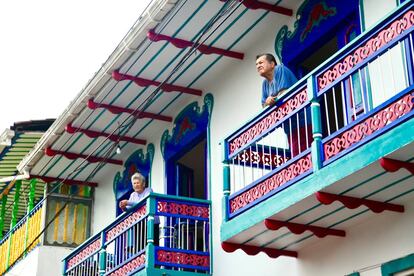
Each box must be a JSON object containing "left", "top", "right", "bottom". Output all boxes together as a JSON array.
[
  {"left": 45, "top": 147, "right": 123, "bottom": 166},
  {"left": 30, "top": 175, "right": 98, "bottom": 187},
  {"left": 380, "top": 157, "right": 414, "bottom": 175},
  {"left": 87, "top": 98, "right": 172, "bottom": 123},
  {"left": 315, "top": 192, "right": 404, "bottom": 213},
  {"left": 220, "top": 0, "right": 293, "bottom": 16},
  {"left": 112, "top": 70, "right": 202, "bottom": 96},
  {"left": 65, "top": 123, "right": 146, "bottom": 145},
  {"left": 221, "top": 242, "right": 297, "bottom": 258},
  {"left": 264, "top": 219, "right": 345, "bottom": 238},
  {"left": 147, "top": 30, "right": 244, "bottom": 60}
]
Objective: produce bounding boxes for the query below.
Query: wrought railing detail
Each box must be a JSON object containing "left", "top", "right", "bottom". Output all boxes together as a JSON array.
[
  {"left": 229, "top": 154, "right": 312, "bottom": 215},
  {"left": 318, "top": 9, "right": 414, "bottom": 90},
  {"left": 228, "top": 88, "right": 308, "bottom": 155},
  {"left": 63, "top": 194, "right": 211, "bottom": 275},
  {"left": 324, "top": 91, "right": 414, "bottom": 160}
]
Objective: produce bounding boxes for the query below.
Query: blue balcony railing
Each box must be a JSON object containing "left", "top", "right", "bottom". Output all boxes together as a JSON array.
[
  {"left": 62, "top": 193, "right": 211, "bottom": 276},
  {"left": 222, "top": 1, "right": 414, "bottom": 220}
]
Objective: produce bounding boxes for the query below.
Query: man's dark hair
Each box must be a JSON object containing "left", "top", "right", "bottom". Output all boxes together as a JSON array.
[{"left": 256, "top": 53, "right": 277, "bottom": 65}]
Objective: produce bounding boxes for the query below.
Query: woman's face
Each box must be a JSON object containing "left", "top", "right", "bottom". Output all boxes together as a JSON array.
[{"left": 132, "top": 178, "right": 145, "bottom": 193}]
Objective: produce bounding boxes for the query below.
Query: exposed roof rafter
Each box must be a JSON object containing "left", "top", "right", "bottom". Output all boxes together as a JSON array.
[
  {"left": 87, "top": 98, "right": 172, "bottom": 122},
  {"left": 147, "top": 29, "right": 244, "bottom": 60},
  {"left": 65, "top": 123, "right": 147, "bottom": 145},
  {"left": 30, "top": 175, "right": 98, "bottom": 187},
  {"left": 221, "top": 242, "right": 297, "bottom": 258},
  {"left": 315, "top": 192, "right": 405, "bottom": 213},
  {"left": 220, "top": 0, "right": 293, "bottom": 16},
  {"left": 45, "top": 147, "right": 123, "bottom": 166},
  {"left": 112, "top": 70, "right": 203, "bottom": 96},
  {"left": 264, "top": 219, "right": 346, "bottom": 238}
]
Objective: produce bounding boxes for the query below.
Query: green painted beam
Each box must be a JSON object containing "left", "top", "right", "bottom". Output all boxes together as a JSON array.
[
  {"left": 0, "top": 195, "right": 7, "bottom": 239},
  {"left": 10, "top": 180, "right": 22, "bottom": 228},
  {"left": 221, "top": 117, "right": 414, "bottom": 241}
]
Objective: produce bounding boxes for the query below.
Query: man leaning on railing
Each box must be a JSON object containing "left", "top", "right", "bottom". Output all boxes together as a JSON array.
[{"left": 256, "top": 53, "right": 297, "bottom": 108}]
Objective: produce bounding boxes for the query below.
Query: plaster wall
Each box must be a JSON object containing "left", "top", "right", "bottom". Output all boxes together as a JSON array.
[{"left": 6, "top": 246, "right": 72, "bottom": 276}]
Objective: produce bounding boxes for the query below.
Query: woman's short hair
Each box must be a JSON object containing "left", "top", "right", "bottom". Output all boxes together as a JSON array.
[{"left": 131, "top": 172, "right": 146, "bottom": 185}]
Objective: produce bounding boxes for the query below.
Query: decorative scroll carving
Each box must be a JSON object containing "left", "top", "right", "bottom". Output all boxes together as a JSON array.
[
  {"left": 108, "top": 253, "right": 146, "bottom": 276},
  {"left": 228, "top": 89, "right": 308, "bottom": 155},
  {"left": 66, "top": 238, "right": 101, "bottom": 270},
  {"left": 106, "top": 205, "right": 147, "bottom": 242},
  {"left": 318, "top": 10, "right": 414, "bottom": 90},
  {"left": 157, "top": 201, "right": 209, "bottom": 219},
  {"left": 324, "top": 92, "right": 414, "bottom": 160},
  {"left": 156, "top": 250, "right": 209, "bottom": 268},
  {"left": 229, "top": 154, "right": 312, "bottom": 214}
]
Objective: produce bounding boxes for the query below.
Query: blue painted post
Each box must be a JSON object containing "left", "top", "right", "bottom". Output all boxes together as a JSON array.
[
  {"left": 307, "top": 75, "right": 324, "bottom": 171},
  {"left": 222, "top": 141, "right": 230, "bottom": 222},
  {"left": 98, "top": 232, "right": 107, "bottom": 276},
  {"left": 62, "top": 258, "right": 68, "bottom": 276},
  {"left": 146, "top": 196, "right": 156, "bottom": 270}
]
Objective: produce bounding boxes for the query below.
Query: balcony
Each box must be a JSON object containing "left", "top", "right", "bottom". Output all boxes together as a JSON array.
[
  {"left": 62, "top": 194, "right": 211, "bottom": 276},
  {"left": 221, "top": 2, "right": 414, "bottom": 257}
]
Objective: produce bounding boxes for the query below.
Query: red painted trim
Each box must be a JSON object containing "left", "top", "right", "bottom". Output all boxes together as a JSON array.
[
  {"left": 380, "top": 157, "right": 414, "bottom": 175},
  {"left": 45, "top": 147, "right": 123, "bottom": 166},
  {"left": 65, "top": 123, "right": 147, "bottom": 145},
  {"left": 264, "top": 219, "right": 345, "bottom": 238},
  {"left": 220, "top": 0, "right": 293, "bottom": 16},
  {"left": 221, "top": 242, "right": 297, "bottom": 258},
  {"left": 147, "top": 30, "right": 244, "bottom": 60},
  {"left": 315, "top": 191, "right": 404, "bottom": 213},
  {"left": 30, "top": 175, "right": 98, "bottom": 187},
  {"left": 112, "top": 70, "right": 202, "bottom": 96},
  {"left": 87, "top": 98, "right": 172, "bottom": 122}
]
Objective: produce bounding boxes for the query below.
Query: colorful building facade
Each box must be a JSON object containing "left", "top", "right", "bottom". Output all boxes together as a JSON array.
[{"left": 1, "top": 0, "right": 414, "bottom": 275}]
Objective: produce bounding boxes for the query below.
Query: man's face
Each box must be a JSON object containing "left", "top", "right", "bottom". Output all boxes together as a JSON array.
[
  {"left": 132, "top": 178, "right": 145, "bottom": 193},
  {"left": 256, "top": 55, "right": 275, "bottom": 77}
]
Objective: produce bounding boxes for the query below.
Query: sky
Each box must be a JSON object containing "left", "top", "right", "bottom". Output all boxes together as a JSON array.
[{"left": 0, "top": 0, "right": 152, "bottom": 131}]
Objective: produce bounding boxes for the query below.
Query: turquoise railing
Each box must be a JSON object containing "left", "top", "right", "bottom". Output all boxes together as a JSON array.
[
  {"left": 223, "top": 1, "right": 414, "bottom": 220},
  {"left": 62, "top": 193, "right": 211, "bottom": 276}
]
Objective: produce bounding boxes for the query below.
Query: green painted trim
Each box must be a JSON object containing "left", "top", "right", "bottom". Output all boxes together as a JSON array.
[
  {"left": 221, "top": 117, "right": 414, "bottom": 241},
  {"left": 28, "top": 178, "right": 37, "bottom": 212},
  {"left": 359, "top": 0, "right": 366, "bottom": 31},
  {"left": 10, "top": 180, "right": 22, "bottom": 228},
  {"left": 346, "top": 272, "right": 360, "bottom": 276},
  {"left": 0, "top": 195, "right": 7, "bottom": 239},
  {"left": 381, "top": 253, "right": 414, "bottom": 276}
]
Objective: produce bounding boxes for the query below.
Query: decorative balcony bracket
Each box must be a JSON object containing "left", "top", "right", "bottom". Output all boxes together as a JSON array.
[
  {"left": 315, "top": 192, "right": 405, "bottom": 213},
  {"left": 87, "top": 98, "right": 172, "bottom": 123},
  {"left": 264, "top": 219, "right": 345, "bottom": 238},
  {"left": 379, "top": 157, "right": 414, "bottom": 175},
  {"left": 112, "top": 70, "right": 202, "bottom": 96},
  {"left": 45, "top": 147, "right": 123, "bottom": 166},
  {"left": 147, "top": 30, "right": 244, "bottom": 60},
  {"left": 30, "top": 175, "right": 98, "bottom": 187},
  {"left": 221, "top": 242, "right": 298, "bottom": 258},
  {"left": 220, "top": 0, "right": 293, "bottom": 16},
  {"left": 65, "top": 123, "right": 147, "bottom": 145}
]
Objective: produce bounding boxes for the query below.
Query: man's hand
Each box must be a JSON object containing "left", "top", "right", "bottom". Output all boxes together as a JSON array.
[
  {"left": 119, "top": 199, "right": 128, "bottom": 211},
  {"left": 264, "top": 96, "right": 276, "bottom": 107}
]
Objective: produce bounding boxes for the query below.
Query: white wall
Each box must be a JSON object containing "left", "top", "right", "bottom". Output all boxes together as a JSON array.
[{"left": 6, "top": 246, "right": 72, "bottom": 276}]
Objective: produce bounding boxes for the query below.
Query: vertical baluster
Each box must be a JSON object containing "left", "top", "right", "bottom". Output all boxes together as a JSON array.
[
  {"left": 289, "top": 117, "right": 293, "bottom": 157},
  {"left": 261, "top": 135, "right": 265, "bottom": 176},
  {"left": 349, "top": 74, "right": 357, "bottom": 121},
  {"left": 358, "top": 68, "right": 367, "bottom": 114},
  {"left": 296, "top": 113, "right": 301, "bottom": 154},
  {"left": 323, "top": 93, "right": 330, "bottom": 136},
  {"left": 195, "top": 220, "right": 198, "bottom": 251},
  {"left": 332, "top": 86, "right": 339, "bottom": 131},
  {"left": 203, "top": 221, "right": 206, "bottom": 252},
  {"left": 186, "top": 218, "right": 189, "bottom": 250},
  {"left": 304, "top": 107, "right": 309, "bottom": 149},
  {"left": 386, "top": 48, "right": 397, "bottom": 93},
  {"left": 241, "top": 150, "right": 246, "bottom": 189},
  {"left": 231, "top": 158, "right": 235, "bottom": 194},
  {"left": 341, "top": 81, "right": 348, "bottom": 127}
]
